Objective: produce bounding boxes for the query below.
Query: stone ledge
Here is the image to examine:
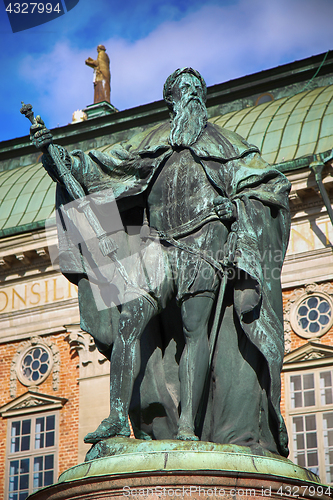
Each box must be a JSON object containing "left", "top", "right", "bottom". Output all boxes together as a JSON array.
[
  {"left": 58, "top": 440, "right": 318, "bottom": 484},
  {"left": 27, "top": 441, "right": 331, "bottom": 500}
]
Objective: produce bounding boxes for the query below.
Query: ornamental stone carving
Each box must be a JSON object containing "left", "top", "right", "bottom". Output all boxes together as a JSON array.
[
  {"left": 10, "top": 335, "right": 60, "bottom": 398},
  {"left": 284, "top": 282, "right": 333, "bottom": 350}
]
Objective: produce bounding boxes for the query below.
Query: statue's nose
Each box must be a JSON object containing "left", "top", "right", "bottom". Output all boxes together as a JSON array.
[{"left": 188, "top": 87, "right": 198, "bottom": 98}]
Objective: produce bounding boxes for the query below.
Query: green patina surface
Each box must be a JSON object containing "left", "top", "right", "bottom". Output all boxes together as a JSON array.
[
  {"left": 1, "top": 83, "right": 332, "bottom": 237},
  {"left": 58, "top": 439, "right": 319, "bottom": 484},
  {"left": 210, "top": 85, "right": 333, "bottom": 165}
]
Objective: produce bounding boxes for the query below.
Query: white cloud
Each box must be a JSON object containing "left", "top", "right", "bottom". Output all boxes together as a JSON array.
[{"left": 19, "top": 0, "right": 333, "bottom": 129}]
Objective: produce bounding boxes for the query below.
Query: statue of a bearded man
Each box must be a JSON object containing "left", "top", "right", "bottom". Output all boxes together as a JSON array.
[{"left": 29, "top": 68, "right": 291, "bottom": 458}]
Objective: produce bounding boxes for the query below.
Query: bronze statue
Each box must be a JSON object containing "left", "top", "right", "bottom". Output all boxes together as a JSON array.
[
  {"left": 85, "top": 44, "right": 111, "bottom": 103},
  {"left": 25, "top": 68, "right": 291, "bottom": 457}
]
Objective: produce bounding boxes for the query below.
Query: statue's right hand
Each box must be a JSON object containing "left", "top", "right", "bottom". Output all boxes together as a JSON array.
[{"left": 30, "top": 115, "right": 53, "bottom": 150}]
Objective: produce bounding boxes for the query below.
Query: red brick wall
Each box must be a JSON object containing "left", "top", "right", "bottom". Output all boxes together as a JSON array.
[{"left": 0, "top": 333, "right": 79, "bottom": 498}]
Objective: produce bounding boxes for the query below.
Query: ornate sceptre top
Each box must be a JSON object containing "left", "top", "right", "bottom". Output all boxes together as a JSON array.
[{"left": 20, "top": 102, "right": 35, "bottom": 124}]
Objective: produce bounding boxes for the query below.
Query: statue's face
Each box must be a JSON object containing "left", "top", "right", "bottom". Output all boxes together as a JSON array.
[{"left": 172, "top": 73, "right": 204, "bottom": 107}]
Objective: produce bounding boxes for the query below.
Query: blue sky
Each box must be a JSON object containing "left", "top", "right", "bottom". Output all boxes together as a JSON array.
[{"left": 0, "top": 0, "right": 332, "bottom": 142}]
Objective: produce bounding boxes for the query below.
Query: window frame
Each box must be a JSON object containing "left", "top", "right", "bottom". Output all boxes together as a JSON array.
[
  {"left": 4, "top": 410, "right": 59, "bottom": 499},
  {"left": 290, "top": 292, "right": 333, "bottom": 339},
  {"left": 285, "top": 366, "right": 333, "bottom": 484}
]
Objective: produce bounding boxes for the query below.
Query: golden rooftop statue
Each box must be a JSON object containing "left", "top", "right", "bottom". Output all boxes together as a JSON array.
[{"left": 85, "top": 44, "right": 111, "bottom": 104}]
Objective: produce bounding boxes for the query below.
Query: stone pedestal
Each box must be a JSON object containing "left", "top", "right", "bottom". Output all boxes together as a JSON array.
[{"left": 27, "top": 440, "right": 331, "bottom": 500}]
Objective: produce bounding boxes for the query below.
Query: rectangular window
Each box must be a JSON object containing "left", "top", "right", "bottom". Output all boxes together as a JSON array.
[
  {"left": 292, "top": 414, "right": 319, "bottom": 475},
  {"left": 286, "top": 368, "right": 333, "bottom": 485},
  {"left": 6, "top": 413, "right": 58, "bottom": 500},
  {"left": 323, "top": 412, "right": 333, "bottom": 484},
  {"left": 290, "top": 373, "right": 315, "bottom": 408}
]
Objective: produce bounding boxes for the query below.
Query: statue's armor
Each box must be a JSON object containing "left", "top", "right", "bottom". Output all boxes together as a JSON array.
[{"left": 148, "top": 148, "right": 219, "bottom": 236}]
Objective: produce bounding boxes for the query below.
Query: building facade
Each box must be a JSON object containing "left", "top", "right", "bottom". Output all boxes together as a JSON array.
[{"left": 0, "top": 51, "right": 333, "bottom": 498}]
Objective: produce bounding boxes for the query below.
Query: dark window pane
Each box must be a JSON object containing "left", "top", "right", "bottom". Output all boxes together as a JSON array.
[
  {"left": 319, "top": 301, "right": 330, "bottom": 313},
  {"left": 32, "top": 360, "right": 40, "bottom": 370},
  {"left": 20, "top": 459, "right": 29, "bottom": 474},
  {"left": 44, "top": 470, "right": 53, "bottom": 486},
  {"left": 33, "top": 472, "right": 43, "bottom": 490},
  {"left": 296, "top": 453, "right": 306, "bottom": 467},
  {"left": 304, "top": 390, "right": 315, "bottom": 406},
  {"left": 321, "top": 371, "right": 332, "bottom": 387},
  {"left": 22, "top": 367, "right": 31, "bottom": 378},
  {"left": 34, "top": 457, "right": 43, "bottom": 471},
  {"left": 309, "top": 310, "right": 318, "bottom": 321},
  {"left": 291, "top": 375, "right": 302, "bottom": 391},
  {"left": 35, "top": 418, "right": 44, "bottom": 433},
  {"left": 10, "top": 461, "right": 19, "bottom": 475},
  {"left": 327, "top": 467, "right": 333, "bottom": 484},
  {"left": 40, "top": 364, "right": 48, "bottom": 374},
  {"left": 306, "top": 432, "right": 318, "bottom": 449},
  {"left": 40, "top": 352, "right": 48, "bottom": 362},
  {"left": 324, "top": 389, "right": 333, "bottom": 405},
  {"left": 327, "top": 430, "right": 333, "bottom": 448},
  {"left": 35, "top": 432, "right": 44, "bottom": 450},
  {"left": 320, "top": 315, "right": 330, "bottom": 325},
  {"left": 23, "top": 355, "right": 32, "bottom": 365},
  {"left": 46, "top": 432, "right": 54, "bottom": 448},
  {"left": 9, "top": 494, "right": 18, "bottom": 500},
  {"left": 293, "top": 416, "right": 304, "bottom": 432},
  {"left": 299, "top": 318, "right": 309, "bottom": 329},
  {"left": 308, "top": 297, "right": 318, "bottom": 308},
  {"left": 9, "top": 475, "right": 18, "bottom": 491},
  {"left": 294, "top": 392, "right": 302, "bottom": 407},
  {"left": 307, "top": 451, "right": 318, "bottom": 467},
  {"left": 19, "top": 474, "right": 29, "bottom": 490},
  {"left": 21, "top": 435, "right": 30, "bottom": 452},
  {"left": 309, "top": 322, "right": 320, "bottom": 333},
  {"left": 324, "top": 413, "right": 333, "bottom": 429},
  {"left": 303, "top": 374, "right": 314, "bottom": 390},
  {"left": 11, "top": 422, "right": 20, "bottom": 436},
  {"left": 21, "top": 421, "right": 31, "bottom": 435},
  {"left": 46, "top": 416, "right": 55, "bottom": 431},
  {"left": 11, "top": 437, "right": 19, "bottom": 453},
  {"left": 45, "top": 455, "right": 54, "bottom": 470},
  {"left": 32, "top": 371, "right": 39, "bottom": 381},
  {"left": 296, "top": 434, "right": 305, "bottom": 450},
  {"left": 298, "top": 305, "right": 308, "bottom": 316},
  {"left": 305, "top": 415, "right": 316, "bottom": 431},
  {"left": 33, "top": 348, "right": 40, "bottom": 359},
  {"left": 19, "top": 492, "right": 29, "bottom": 500}
]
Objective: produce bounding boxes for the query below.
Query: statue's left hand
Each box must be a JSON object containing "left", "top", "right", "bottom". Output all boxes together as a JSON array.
[
  {"left": 213, "top": 196, "right": 236, "bottom": 220},
  {"left": 30, "top": 115, "right": 53, "bottom": 151}
]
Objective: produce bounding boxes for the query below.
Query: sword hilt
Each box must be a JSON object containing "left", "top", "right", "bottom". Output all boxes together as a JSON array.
[{"left": 20, "top": 102, "right": 36, "bottom": 124}]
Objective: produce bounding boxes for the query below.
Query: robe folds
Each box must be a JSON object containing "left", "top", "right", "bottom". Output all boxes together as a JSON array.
[{"left": 44, "top": 121, "right": 291, "bottom": 456}]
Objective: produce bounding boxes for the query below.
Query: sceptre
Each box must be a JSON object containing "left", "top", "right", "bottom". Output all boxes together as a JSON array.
[{"left": 20, "top": 102, "right": 117, "bottom": 258}]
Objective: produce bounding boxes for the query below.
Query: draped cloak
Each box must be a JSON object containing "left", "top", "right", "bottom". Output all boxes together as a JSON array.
[{"left": 45, "top": 121, "right": 291, "bottom": 456}]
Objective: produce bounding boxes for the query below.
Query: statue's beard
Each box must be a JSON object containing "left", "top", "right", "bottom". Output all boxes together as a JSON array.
[{"left": 169, "top": 97, "right": 207, "bottom": 147}]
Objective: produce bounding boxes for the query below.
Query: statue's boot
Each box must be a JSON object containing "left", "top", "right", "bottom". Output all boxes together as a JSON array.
[
  {"left": 85, "top": 295, "right": 156, "bottom": 445},
  {"left": 176, "top": 424, "right": 199, "bottom": 441},
  {"left": 84, "top": 413, "right": 131, "bottom": 444}
]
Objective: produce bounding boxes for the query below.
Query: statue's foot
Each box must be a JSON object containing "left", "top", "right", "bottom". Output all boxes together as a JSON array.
[
  {"left": 176, "top": 426, "right": 199, "bottom": 441},
  {"left": 84, "top": 416, "right": 130, "bottom": 444}
]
